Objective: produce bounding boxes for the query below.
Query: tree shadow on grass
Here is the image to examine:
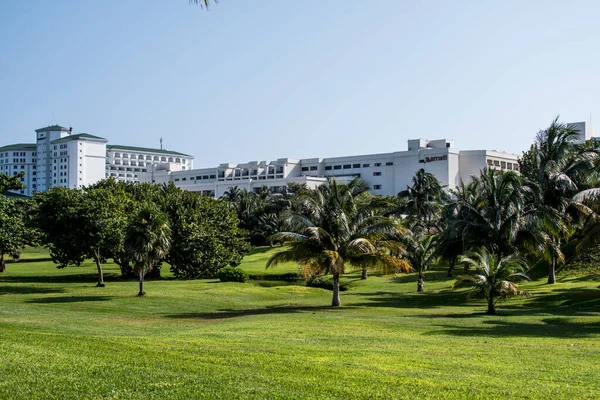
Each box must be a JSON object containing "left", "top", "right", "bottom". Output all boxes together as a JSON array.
[
  {"left": 8, "top": 257, "right": 54, "bottom": 264},
  {"left": 0, "top": 286, "right": 64, "bottom": 295},
  {"left": 0, "top": 273, "right": 119, "bottom": 285},
  {"left": 166, "top": 305, "right": 354, "bottom": 320},
  {"left": 350, "top": 290, "right": 473, "bottom": 309},
  {"left": 391, "top": 271, "right": 455, "bottom": 285},
  {"left": 425, "top": 317, "right": 600, "bottom": 338},
  {"left": 27, "top": 296, "right": 113, "bottom": 304}
]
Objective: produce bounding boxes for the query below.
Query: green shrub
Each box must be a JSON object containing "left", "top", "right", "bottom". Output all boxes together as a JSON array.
[
  {"left": 306, "top": 276, "right": 349, "bottom": 291},
  {"left": 217, "top": 267, "right": 249, "bottom": 283}
]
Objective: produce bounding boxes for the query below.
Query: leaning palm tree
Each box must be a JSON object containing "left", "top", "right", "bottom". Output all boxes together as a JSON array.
[
  {"left": 124, "top": 203, "right": 172, "bottom": 296},
  {"left": 452, "top": 248, "right": 531, "bottom": 315},
  {"left": 267, "top": 178, "right": 410, "bottom": 306},
  {"left": 190, "top": 0, "right": 215, "bottom": 9}
]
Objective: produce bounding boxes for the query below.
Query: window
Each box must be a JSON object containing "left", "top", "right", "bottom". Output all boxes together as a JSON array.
[
  {"left": 310, "top": 166, "right": 318, "bottom": 171},
  {"left": 174, "top": 178, "right": 180, "bottom": 182},
  {"left": 373, "top": 185, "right": 382, "bottom": 190},
  {"left": 343, "top": 164, "right": 351, "bottom": 169},
  {"left": 209, "top": 174, "right": 216, "bottom": 179},
  {"left": 182, "top": 177, "right": 187, "bottom": 181},
  {"left": 353, "top": 164, "right": 361, "bottom": 168},
  {"left": 333, "top": 165, "right": 342, "bottom": 170},
  {"left": 386, "top": 162, "right": 393, "bottom": 166},
  {"left": 325, "top": 166, "right": 332, "bottom": 171},
  {"left": 373, "top": 172, "right": 381, "bottom": 176},
  {"left": 446, "top": 143, "right": 450, "bottom": 148},
  {"left": 374, "top": 162, "right": 382, "bottom": 167},
  {"left": 301, "top": 167, "right": 309, "bottom": 172}
]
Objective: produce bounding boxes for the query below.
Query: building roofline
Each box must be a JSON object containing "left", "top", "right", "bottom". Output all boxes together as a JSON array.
[
  {"left": 107, "top": 144, "right": 193, "bottom": 157},
  {"left": 35, "top": 125, "right": 69, "bottom": 132},
  {"left": 0, "top": 143, "right": 37, "bottom": 152},
  {"left": 50, "top": 133, "right": 109, "bottom": 145}
]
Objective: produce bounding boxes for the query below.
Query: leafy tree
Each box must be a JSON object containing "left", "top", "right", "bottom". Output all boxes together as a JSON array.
[
  {"left": 124, "top": 203, "right": 171, "bottom": 296},
  {"left": 161, "top": 188, "right": 248, "bottom": 279},
  {"left": 0, "top": 196, "right": 28, "bottom": 272},
  {"left": 267, "top": 178, "right": 410, "bottom": 306},
  {"left": 34, "top": 185, "right": 129, "bottom": 286},
  {"left": 453, "top": 248, "right": 531, "bottom": 315},
  {"left": 399, "top": 234, "right": 438, "bottom": 292},
  {"left": 0, "top": 172, "right": 25, "bottom": 193}
]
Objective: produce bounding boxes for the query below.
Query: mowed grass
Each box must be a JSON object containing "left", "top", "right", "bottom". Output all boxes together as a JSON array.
[{"left": 0, "top": 249, "right": 599, "bottom": 399}]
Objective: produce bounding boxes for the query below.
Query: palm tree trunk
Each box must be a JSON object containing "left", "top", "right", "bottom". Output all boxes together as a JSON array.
[
  {"left": 417, "top": 273, "right": 424, "bottom": 292},
  {"left": 447, "top": 258, "right": 455, "bottom": 278},
  {"left": 93, "top": 250, "right": 105, "bottom": 287},
  {"left": 332, "top": 273, "right": 341, "bottom": 307},
  {"left": 0, "top": 252, "right": 5, "bottom": 273},
  {"left": 361, "top": 267, "right": 368, "bottom": 280},
  {"left": 487, "top": 297, "right": 496, "bottom": 315},
  {"left": 547, "top": 254, "right": 556, "bottom": 284},
  {"left": 138, "top": 269, "right": 145, "bottom": 296}
]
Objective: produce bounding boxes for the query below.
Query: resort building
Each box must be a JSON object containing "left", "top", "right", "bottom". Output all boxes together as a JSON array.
[
  {"left": 139, "top": 138, "right": 521, "bottom": 197},
  {"left": 1, "top": 125, "right": 193, "bottom": 196}
]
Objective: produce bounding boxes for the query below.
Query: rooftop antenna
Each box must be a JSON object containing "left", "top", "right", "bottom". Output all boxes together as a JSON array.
[{"left": 160, "top": 137, "right": 163, "bottom": 150}]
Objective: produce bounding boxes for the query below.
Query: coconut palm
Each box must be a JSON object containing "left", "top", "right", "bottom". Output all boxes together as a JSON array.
[
  {"left": 452, "top": 248, "right": 531, "bottom": 315},
  {"left": 124, "top": 203, "right": 172, "bottom": 296},
  {"left": 523, "top": 118, "right": 600, "bottom": 283},
  {"left": 444, "top": 168, "right": 537, "bottom": 258},
  {"left": 190, "top": 0, "right": 215, "bottom": 9},
  {"left": 266, "top": 178, "right": 410, "bottom": 306},
  {"left": 399, "top": 234, "right": 438, "bottom": 292},
  {"left": 397, "top": 168, "right": 446, "bottom": 233}
]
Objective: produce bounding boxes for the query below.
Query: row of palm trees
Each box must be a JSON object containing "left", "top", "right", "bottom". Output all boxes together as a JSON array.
[{"left": 263, "top": 119, "right": 600, "bottom": 312}]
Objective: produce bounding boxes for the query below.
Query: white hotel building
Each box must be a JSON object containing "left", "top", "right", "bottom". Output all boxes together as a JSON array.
[
  {"left": 140, "top": 121, "right": 594, "bottom": 197},
  {"left": 140, "top": 138, "right": 520, "bottom": 197},
  {"left": 2, "top": 122, "right": 593, "bottom": 198},
  {"left": 0, "top": 125, "right": 193, "bottom": 196}
]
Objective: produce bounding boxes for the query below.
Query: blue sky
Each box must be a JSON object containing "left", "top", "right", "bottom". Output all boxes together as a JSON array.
[{"left": 1, "top": 1, "right": 598, "bottom": 166}]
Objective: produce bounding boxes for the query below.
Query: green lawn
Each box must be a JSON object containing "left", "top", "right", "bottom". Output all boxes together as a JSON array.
[{"left": 1, "top": 248, "right": 599, "bottom": 399}]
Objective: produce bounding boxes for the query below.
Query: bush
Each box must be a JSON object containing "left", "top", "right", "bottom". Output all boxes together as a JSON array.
[
  {"left": 217, "top": 267, "right": 249, "bottom": 283},
  {"left": 306, "top": 276, "right": 349, "bottom": 291}
]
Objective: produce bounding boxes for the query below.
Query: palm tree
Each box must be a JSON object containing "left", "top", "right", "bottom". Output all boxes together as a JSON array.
[
  {"left": 223, "top": 186, "right": 242, "bottom": 203},
  {"left": 452, "top": 248, "right": 531, "bottom": 315},
  {"left": 397, "top": 168, "right": 446, "bottom": 233},
  {"left": 523, "top": 118, "right": 599, "bottom": 283},
  {"left": 445, "top": 168, "right": 535, "bottom": 257},
  {"left": 266, "top": 178, "right": 410, "bottom": 306},
  {"left": 399, "top": 234, "right": 438, "bottom": 292},
  {"left": 124, "top": 203, "right": 172, "bottom": 296},
  {"left": 190, "top": 0, "right": 215, "bottom": 9}
]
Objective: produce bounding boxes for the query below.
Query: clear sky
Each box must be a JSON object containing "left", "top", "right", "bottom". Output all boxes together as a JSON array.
[{"left": 1, "top": 1, "right": 599, "bottom": 166}]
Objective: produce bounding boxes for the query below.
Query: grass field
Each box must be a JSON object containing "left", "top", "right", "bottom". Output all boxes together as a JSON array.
[{"left": 1, "top": 248, "right": 599, "bottom": 399}]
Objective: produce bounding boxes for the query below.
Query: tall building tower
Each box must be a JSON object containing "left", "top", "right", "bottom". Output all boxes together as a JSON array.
[{"left": 35, "top": 125, "right": 70, "bottom": 192}]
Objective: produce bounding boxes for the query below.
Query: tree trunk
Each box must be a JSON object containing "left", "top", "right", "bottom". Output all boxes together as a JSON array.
[
  {"left": 547, "top": 254, "right": 556, "bottom": 284},
  {"left": 93, "top": 250, "right": 105, "bottom": 287},
  {"left": 0, "top": 252, "right": 5, "bottom": 273},
  {"left": 487, "top": 297, "right": 496, "bottom": 315},
  {"left": 138, "top": 269, "right": 145, "bottom": 296},
  {"left": 361, "top": 267, "right": 368, "bottom": 280},
  {"left": 331, "top": 273, "right": 341, "bottom": 307},
  {"left": 447, "top": 258, "right": 455, "bottom": 278},
  {"left": 417, "top": 273, "right": 424, "bottom": 292}
]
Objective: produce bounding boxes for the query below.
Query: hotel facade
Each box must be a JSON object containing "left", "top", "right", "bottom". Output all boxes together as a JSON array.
[
  {"left": 0, "top": 125, "right": 193, "bottom": 196},
  {"left": 139, "top": 138, "right": 521, "bottom": 197},
  {"left": 2, "top": 122, "right": 594, "bottom": 198}
]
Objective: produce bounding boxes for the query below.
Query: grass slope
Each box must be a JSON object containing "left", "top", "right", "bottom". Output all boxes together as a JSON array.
[{"left": 0, "top": 248, "right": 599, "bottom": 399}]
